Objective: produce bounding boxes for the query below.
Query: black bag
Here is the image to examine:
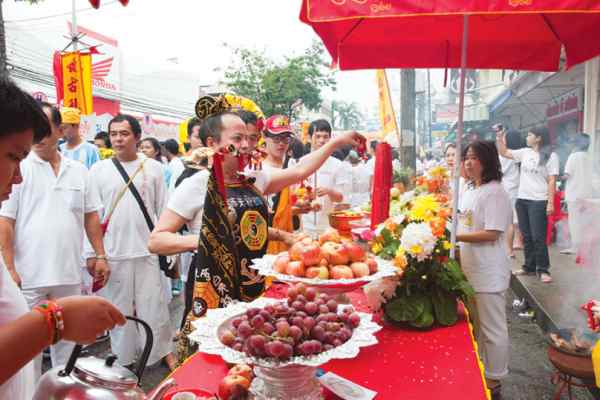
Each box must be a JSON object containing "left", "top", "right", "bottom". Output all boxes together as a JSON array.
[{"left": 112, "top": 158, "right": 178, "bottom": 278}]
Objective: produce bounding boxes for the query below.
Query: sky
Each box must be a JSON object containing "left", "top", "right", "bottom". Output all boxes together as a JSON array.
[{"left": 4, "top": 0, "right": 407, "bottom": 113}]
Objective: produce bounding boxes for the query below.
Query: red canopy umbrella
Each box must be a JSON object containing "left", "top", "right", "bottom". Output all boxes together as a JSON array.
[{"left": 300, "top": 0, "right": 600, "bottom": 254}]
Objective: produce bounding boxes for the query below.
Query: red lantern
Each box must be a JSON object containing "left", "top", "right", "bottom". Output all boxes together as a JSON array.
[
  {"left": 118, "top": 0, "right": 129, "bottom": 5},
  {"left": 88, "top": 0, "right": 100, "bottom": 9}
]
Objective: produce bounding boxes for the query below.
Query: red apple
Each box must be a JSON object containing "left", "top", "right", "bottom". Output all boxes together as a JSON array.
[
  {"left": 286, "top": 261, "right": 305, "bottom": 277},
  {"left": 321, "top": 241, "right": 350, "bottom": 265},
  {"left": 299, "top": 242, "right": 322, "bottom": 267},
  {"left": 330, "top": 265, "right": 354, "bottom": 279},
  {"left": 218, "top": 374, "right": 250, "bottom": 400},
  {"left": 301, "top": 237, "right": 313, "bottom": 246},
  {"left": 228, "top": 364, "right": 253, "bottom": 381},
  {"left": 289, "top": 242, "right": 304, "bottom": 261},
  {"left": 319, "top": 228, "right": 341, "bottom": 245},
  {"left": 344, "top": 242, "right": 366, "bottom": 262},
  {"left": 366, "top": 258, "right": 378, "bottom": 274},
  {"left": 274, "top": 254, "right": 290, "bottom": 273},
  {"left": 306, "top": 266, "right": 330, "bottom": 279},
  {"left": 350, "top": 262, "right": 370, "bottom": 278}
]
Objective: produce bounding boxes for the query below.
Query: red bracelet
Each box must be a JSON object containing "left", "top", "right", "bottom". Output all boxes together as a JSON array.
[{"left": 33, "top": 301, "right": 65, "bottom": 345}]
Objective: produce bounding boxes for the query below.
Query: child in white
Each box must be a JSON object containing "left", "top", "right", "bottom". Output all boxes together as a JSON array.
[{"left": 457, "top": 141, "right": 512, "bottom": 396}]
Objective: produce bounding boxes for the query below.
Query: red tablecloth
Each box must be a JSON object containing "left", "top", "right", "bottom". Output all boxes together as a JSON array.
[{"left": 162, "top": 285, "right": 490, "bottom": 400}]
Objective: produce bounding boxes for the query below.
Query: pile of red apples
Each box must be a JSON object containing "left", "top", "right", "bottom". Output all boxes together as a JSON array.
[{"left": 274, "top": 228, "right": 378, "bottom": 280}]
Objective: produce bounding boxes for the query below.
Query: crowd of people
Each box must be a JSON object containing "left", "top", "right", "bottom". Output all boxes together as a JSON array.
[{"left": 0, "top": 74, "right": 595, "bottom": 400}]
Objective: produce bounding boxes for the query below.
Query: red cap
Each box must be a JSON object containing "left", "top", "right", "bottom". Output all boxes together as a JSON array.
[{"left": 264, "top": 115, "right": 293, "bottom": 135}]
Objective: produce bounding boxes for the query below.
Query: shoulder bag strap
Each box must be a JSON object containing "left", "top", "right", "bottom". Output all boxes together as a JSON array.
[{"left": 112, "top": 158, "right": 154, "bottom": 232}]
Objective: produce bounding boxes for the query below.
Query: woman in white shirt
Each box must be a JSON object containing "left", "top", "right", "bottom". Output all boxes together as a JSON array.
[
  {"left": 498, "top": 130, "right": 524, "bottom": 258},
  {"left": 457, "top": 140, "right": 512, "bottom": 399},
  {"left": 0, "top": 78, "right": 125, "bottom": 398},
  {"left": 497, "top": 127, "right": 559, "bottom": 283}
]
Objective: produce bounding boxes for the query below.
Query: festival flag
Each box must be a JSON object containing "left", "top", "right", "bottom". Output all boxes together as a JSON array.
[
  {"left": 61, "top": 52, "right": 93, "bottom": 115},
  {"left": 375, "top": 69, "right": 399, "bottom": 141}
]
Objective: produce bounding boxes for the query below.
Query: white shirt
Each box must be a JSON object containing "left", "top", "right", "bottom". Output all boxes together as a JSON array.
[
  {"left": 458, "top": 181, "right": 512, "bottom": 292},
  {"left": 511, "top": 148, "right": 559, "bottom": 201},
  {"left": 564, "top": 151, "right": 593, "bottom": 202},
  {"left": 0, "top": 153, "right": 100, "bottom": 289},
  {"left": 0, "top": 255, "right": 34, "bottom": 399},
  {"left": 167, "top": 157, "right": 186, "bottom": 195},
  {"left": 168, "top": 169, "right": 210, "bottom": 235},
  {"left": 300, "top": 156, "right": 350, "bottom": 231},
  {"left": 168, "top": 168, "right": 271, "bottom": 236},
  {"left": 499, "top": 155, "right": 519, "bottom": 199},
  {"left": 348, "top": 162, "right": 371, "bottom": 207},
  {"left": 86, "top": 155, "right": 167, "bottom": 260}
]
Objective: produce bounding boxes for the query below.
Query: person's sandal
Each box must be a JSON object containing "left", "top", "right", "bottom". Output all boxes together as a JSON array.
[
  {"left": 513, "top": 268, "right": 534, "bottom": 276},
  {"left": 490, "top": 384, "right": 502, "bottom": 400}
]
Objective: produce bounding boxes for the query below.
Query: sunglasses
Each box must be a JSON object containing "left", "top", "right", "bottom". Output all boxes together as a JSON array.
[{"left": 266, "top": 134, "right": 292, "bottom": 144}]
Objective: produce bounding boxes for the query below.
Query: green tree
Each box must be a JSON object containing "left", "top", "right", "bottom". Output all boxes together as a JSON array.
[
  {"left": 332, "top": 100, "right": 363, "bottom": 130},
  {"left": 222, "top": 41, "right": 336, "bottom": 119},
  {"left": 0, "top": 0, "right": 44, "bottom": 78}
]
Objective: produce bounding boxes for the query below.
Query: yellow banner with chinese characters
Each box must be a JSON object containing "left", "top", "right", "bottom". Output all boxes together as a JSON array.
[
  {"left": 376, "top": 69, "right": 399, "bottom": 140},
  {"left": 61, "top": 52, "right": 93, "bottom": 115}
]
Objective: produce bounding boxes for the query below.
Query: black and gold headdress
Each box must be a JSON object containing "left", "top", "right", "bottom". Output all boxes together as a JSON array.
[{"left": 195, "top": 94, "right": 231, "bottom": 122}]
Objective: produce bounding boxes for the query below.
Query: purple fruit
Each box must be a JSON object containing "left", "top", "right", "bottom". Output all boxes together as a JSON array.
[
  {"left": 231, "top": 318, "right": 243, "bottom": 329},
  {"left": 318, "top": 305, "right": 330, "bottom": 314},
  {"left": 349, "top": 313, "right": 361, "bottom": 328},
  {"left": 289, "top": 325, "right": 303, "bottom": 342},
  {"left": 262, "top": 322, "right": 275, "bottom": 335},
  {"left": 292, "top": 316, "right": 304, "bottom": 329},
  {"left": 251, "top": 314, "right": 265, "bottom": 329},
  {"left": 247, "top": 307, "right": 261, "bottom": 318},
  {"left": 304, "top": 302, "right": 318, "bottom": 315},
  {"left": 303, "top": 316, "right": 316, "bottom": 331},
  {"left": 276, "top": 320, "right": 290, "bottom": 337},
  {"left": 326, "top": 299, "right": 338, "bottom": 313},
  {"left": 238, "top": 322, "right": 252, "bottom": 338}
]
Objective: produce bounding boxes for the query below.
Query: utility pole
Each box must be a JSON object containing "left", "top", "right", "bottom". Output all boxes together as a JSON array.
[
  {"left": 71, "top": 0, "right": 78, "bottom": 51},
  {"left": 427, "top": 69, "right": 432, "bottom": 148},
  {"left": 399, "top": 69, "right": 416, "bottom": 172}
]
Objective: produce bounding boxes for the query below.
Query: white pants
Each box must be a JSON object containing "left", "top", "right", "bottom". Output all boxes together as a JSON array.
[
  {"left": 468, "top": 291, "right": 509, "bottom": 381},
  {"left": 567, "top": 201, "right": 584, "bottom": 250},
  {"left": 22, "top": 284, "right": 81, "bottom": 379},
  {"left": 99, "top": 256, "right": 173, "bottom": 366}
]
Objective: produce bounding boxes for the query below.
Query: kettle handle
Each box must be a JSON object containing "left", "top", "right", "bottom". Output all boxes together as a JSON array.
[
  {"left": 59, "top": 316, "right": 154, "bottom": 385},
  {"left": 126, "top": 315, "right": 153, "bottom": 383}
]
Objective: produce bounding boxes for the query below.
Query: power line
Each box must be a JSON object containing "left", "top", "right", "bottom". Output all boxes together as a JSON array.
[{"left": 5, "top": 1, "right": 119, "bottom": 23}]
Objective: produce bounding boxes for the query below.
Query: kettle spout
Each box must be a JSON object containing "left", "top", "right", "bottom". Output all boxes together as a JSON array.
[{"left": 148, "top": 378, "right": 177, "bottom": 400}]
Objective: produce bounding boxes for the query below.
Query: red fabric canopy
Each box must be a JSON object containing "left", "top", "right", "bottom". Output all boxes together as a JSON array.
[{"left": 300, "top": 0, "right": 600, "bottom": 71}]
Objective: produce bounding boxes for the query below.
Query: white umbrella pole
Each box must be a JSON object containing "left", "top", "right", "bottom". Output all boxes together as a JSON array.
[{"left": 450, "top": 14, "right": 469, "bottom": 259}]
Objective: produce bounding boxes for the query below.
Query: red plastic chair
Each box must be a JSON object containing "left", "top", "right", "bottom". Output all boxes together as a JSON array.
[{"left": 546, "top": 191, "right": 567, "bottom": 245}]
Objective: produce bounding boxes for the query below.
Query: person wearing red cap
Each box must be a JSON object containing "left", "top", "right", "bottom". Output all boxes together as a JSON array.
[{"left": 262, "top": 115, "right": 312, "bottom": 254}]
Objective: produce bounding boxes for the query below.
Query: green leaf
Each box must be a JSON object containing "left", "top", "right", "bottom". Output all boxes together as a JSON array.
[
  {"left": 432, "top": 288, "right": 458, "bottom": 326},
  {"left": 384, "top": 294, "right": 424, "bottom": 322},
  {"left": 410, "top": 295, "right": 434, "bottom": 329}
]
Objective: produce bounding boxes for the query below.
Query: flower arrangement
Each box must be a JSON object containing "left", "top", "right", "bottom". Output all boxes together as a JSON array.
[{"left": 366, "top": 166, "right": 473, "bottom": 329}]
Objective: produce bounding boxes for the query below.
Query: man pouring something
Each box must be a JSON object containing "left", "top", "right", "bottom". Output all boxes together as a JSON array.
[{"left": 301, "top": 119, "right": 349, "bottom": 233}]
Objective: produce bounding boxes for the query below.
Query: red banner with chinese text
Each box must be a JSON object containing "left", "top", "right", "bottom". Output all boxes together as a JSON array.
[{"left": 61, "top": 52, "right": 93, "bottom": 115}]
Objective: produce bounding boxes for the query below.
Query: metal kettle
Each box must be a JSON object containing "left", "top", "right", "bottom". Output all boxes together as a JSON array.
[{"left": 33, "top": 316, "right": 176, "bottom": 400}]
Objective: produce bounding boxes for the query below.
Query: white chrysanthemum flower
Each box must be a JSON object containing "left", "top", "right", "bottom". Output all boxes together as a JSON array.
[
  {"left": 400, "top": 222, "right": 437, "bottom": 262},
  {"left": 399, "top": 190, "right": 416, "bottom": 206}
]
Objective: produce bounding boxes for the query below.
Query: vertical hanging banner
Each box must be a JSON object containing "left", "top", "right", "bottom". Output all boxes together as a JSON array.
[
  {"left": 375, "top": 69, "right": 399, "bottom": 141},
  {"left": 61, "top": 52, "right": 94, "bottom": 115}
]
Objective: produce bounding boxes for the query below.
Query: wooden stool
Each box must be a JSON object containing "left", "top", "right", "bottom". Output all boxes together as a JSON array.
[{"left": 547, "top": 346, "right": 596, "bottom": 399}]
